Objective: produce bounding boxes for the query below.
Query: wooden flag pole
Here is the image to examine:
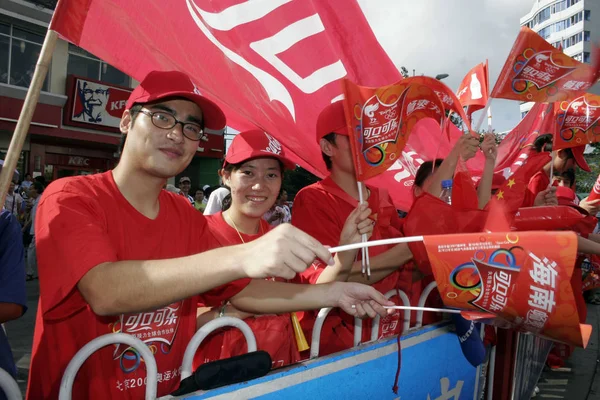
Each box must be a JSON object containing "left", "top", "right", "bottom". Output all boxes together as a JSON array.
[
  {"left": 0, "top": 30, "right": 58, "bottom": 207},
  {"left": 356, "top": 181, "right": 370, "bottom": 279}
]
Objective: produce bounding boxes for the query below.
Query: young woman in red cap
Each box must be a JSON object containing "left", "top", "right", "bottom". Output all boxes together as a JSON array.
[{"left": 195, "top": 129, "right": 375, "bottom": 368}]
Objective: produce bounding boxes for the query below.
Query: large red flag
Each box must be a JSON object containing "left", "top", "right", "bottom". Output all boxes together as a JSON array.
[
  {"left": 456, "top": 61, "right": 489, "bottom": 121},
  {"left": 553, "top": 94, "right": 600, "bottom": 150},
  {"left": 424, "top": 231, "right": 591, "bottom": 348},
  {"left": 50, "top": 0, "right": 402, "bottom": 177},
  {"left": 491, "top": 27, "right": 600, "bottom": 103}
]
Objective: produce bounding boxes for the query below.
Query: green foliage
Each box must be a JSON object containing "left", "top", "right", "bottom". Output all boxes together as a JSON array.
[
  {"left": 283, "top": 166, "right": 320, "bottom": 199},
  {"left": 576, "top": 143, "right": 600, "bottom": 194}
]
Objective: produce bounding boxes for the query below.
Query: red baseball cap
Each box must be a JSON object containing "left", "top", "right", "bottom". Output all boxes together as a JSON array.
[
  {"left": 316, "top": 101, "right": 348, "bottom": 143},
  {"left": 224, "top": 130, "right": 296, "bottom": 170},
  {"left": 571, "top": 145, "right": 591, "bottom": 172},
  {"left": 126, "top": 71, "right": 226, "bottom": 130},
  {"left": 556, "top": 186, "right": 588, "bottom": 215}
]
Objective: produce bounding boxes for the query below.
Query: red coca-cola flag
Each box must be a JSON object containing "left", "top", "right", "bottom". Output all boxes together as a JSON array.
[
  {"left": 554, "top": 94, "right": 600, "bottom": 150},
  {"left": 50, "top": 0, "right": 402, "bottom": 177},
  {"left": 491, "top": 27, "right": 600, "bottom": 103},
  {"left": 456, "top": 61, "right": 489, "bottom": 121},
  {"left": 342, "top": 77, "right": 445, "bottom": 181},
  {"left": 424, "top": 231, "right": 591, "bottom": 348}
]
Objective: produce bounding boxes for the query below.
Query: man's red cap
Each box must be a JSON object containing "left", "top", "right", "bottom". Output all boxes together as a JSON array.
[
  {"left": 316, "top": 101, "right": 348, "bottom": 143},
  {"left": 224, "top": 130, "right": 296, "bottom": 170},
  {"left": 571, "top": 145, "right": 591, "bottom": 172},
  {"left": 126, "top": 71, "right": 226, "bottom": 130}
]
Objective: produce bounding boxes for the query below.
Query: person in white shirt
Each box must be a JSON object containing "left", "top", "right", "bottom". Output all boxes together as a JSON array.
[
  {"left": 264, "top": 189, "right": 291, "bottom": 226},
  {"left": 204, "top": 186, "right": 230, "bottom": 215},
  {"left": 19, "top": 173, "right": 33, "bottom": 191},
  {"left": 26, "top": 181, "right": 43, "bottom": 280},
  {"left": 4, "top": 182, "right": 23, "bottom": 217}
]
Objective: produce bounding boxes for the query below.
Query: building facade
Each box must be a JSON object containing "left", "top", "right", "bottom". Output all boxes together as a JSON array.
[
  {"left": 519, "top": 0, "right": 600, "bottom": 118},
  {"left": 0, "top": 0, "right": 224, "bottom": 189}
]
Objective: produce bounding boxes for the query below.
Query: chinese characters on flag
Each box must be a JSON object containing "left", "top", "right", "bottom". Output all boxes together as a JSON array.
[
  {"left": 423, "top": 231, "right": 591, "bottom": 348},
  {"left": 553, "top": 94, "right": 600, "bottom": 150},
  {"left": 492, "top": 27, "right": 600, "bottom": 103}
]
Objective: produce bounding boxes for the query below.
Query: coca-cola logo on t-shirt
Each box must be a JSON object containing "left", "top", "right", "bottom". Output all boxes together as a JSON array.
[{"left": 112, "top": 302, "right": 182, "bottom": 363}]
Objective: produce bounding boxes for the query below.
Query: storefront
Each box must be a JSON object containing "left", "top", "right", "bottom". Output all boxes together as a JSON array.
[{"left": 0, "top": 74, "right": 225, "bottom": 186}]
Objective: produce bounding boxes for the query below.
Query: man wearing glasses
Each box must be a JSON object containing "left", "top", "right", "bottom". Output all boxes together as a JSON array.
[{"left": 27, "top": 70, "right": 392, "bottom": 399}]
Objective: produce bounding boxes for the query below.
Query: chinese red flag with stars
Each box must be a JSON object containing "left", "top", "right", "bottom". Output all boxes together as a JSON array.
[
  {"left": 491, "top": 27, "right": 600, "bottom": 103},
  {"left": 553, "top": 94, "right": 600, "bottom": 150},
  {"left": 485, "top": 151, "right": 551, "bottom": 215},
  {"left": 424, "top": 231, "right": 591, "bottom": 348}
]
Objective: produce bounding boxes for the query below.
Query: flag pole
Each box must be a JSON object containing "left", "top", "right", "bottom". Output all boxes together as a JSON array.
[
  {"left": 474, "top": 98, "right": 494, "bottom": 134},
  {"left": 0, "top": 30, "right": 58, "bottom": 207},
  {"left": 356, "top": 181, "right": 370, "bottom": 279},
  {"left": 329, "top": 235, "right": 425, "bottom": 254}
]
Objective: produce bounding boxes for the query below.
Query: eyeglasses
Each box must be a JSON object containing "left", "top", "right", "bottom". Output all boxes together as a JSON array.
[{"left": 139, "top": 109, "right": 204, "bottom": 141}]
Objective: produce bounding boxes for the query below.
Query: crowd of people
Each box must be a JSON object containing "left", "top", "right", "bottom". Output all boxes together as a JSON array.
[{"left": 1, "top": 69, "right": 599, "bottom": 399}]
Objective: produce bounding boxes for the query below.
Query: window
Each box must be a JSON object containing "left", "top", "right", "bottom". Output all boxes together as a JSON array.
[
  {"left": 584, "top": 52, "right": 590, "bottom": 63},
  {"left": 584, "top": 31, "right": 591, "bottom": 41},
  {"left": 0, "top": 22, "right": 48, "bottom": 90},
  {"left": 67, "top": 44, "right": 130, "bottom": 87},
  {"left": 585, "top": 10, "right": 591, "bottom": 20},
  {"left": 521, "top": 111, "right": 529, "bottom": 120},
  {"left": 573, "top": 53, "right": 583, "bottom": 62}
]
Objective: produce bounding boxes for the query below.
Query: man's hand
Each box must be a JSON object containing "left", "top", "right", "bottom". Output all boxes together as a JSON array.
[
  {"left": 339, "top": 203, "right": 373, "bottom": 246},
  {"left": 579, "top": 196, "right": 600, "bottom": 215},
  {"left": 533, "top": 187, "right": 558, "bottom": 207},
  {"left": 239, "top": 224, "right": 335, "bottom": 280},
  {"left": 480, "top": 134, "right": 497, "bottom": 162},
  {"left": 327, "top": 281, "right": 394, "bottom": 319},
  {"left": 454, "top": 135, "right": 479, "bottom": 161}
]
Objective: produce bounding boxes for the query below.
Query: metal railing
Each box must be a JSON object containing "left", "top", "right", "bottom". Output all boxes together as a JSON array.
[
  {"left": 0, "top": 367, "right": 22, "bottom": 400},
  {"left": 59, "top": 333, "right": 157, "bottom": 400},
  {"left": 180, "top": 316, "right": 257, "bottom": 380}
]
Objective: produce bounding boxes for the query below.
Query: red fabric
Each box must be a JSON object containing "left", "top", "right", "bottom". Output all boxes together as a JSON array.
[
  {"left": 27, "top": 172, "right": 250, "bottom": 400},
  {"left": 491, "top": 27, "right": 600, "bottom": 103},
  {"left": 49, "top": 0, "right": 401, "bottom": 178},
  {"left": 456, "top": 61, "right": 489, "bottom": 121},
  {"left": 291, "top": 177, "right": 409, "bottom": 354},
  {"left": 193, "top": 213, "right": 300, "bottom": 369},
  {"left": 554, "top": 94, "right": 600, "bottom": 153},
  {"left": 522, "top": 170, "right": 550, "bottom": 208}
]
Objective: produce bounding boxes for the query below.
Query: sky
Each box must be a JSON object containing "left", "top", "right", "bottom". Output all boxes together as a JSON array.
[{"left": 358, "top": 0, "right": 535, "bottom": 133}]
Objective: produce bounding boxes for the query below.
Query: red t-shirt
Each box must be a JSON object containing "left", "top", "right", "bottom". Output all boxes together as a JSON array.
[
  {"left": 194, "top": 213, "right": 301, "bottom": 368},
  {"left": 291, "top": 177, "right": 410, "bottom": 353},
  {"left": 27, "top": 172, "right": 250, "bottom": 400},
  {"left": 522, "top": 170, "right": 550, "bottom": 207}
]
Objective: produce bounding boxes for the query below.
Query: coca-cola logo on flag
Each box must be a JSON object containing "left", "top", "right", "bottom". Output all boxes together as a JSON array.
[
  {"left": 360, "top": 88, "right": 408, "bottom": 153},
  {"left": 514, "top": 50, "right": 576, "bottom": 91},
  {"left": 557, "top": 96, "right": 600, "bottom": 144},
  {"left": 185, "top": 0, "right": 349, "bottom": 121}
]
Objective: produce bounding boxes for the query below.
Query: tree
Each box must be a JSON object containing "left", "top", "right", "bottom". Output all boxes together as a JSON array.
[
  {"left": 283, "top": 166, "right": 320, "bottom": 199},
  {"left": 575, "top": 143, "right": 600, "bottom": 195}
]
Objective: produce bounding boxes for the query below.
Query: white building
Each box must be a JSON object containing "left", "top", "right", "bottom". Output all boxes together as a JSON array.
[{"left": 519, "top": 0, "right": 600, "bottom": 118}]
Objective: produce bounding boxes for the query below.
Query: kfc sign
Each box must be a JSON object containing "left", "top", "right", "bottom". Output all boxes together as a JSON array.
[{"left": 64, "top": 75, "right": 132, "bottom": 131}]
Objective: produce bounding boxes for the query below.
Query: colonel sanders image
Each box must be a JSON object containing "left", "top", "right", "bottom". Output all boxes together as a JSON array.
[{"left": 73, "top": 80, "right": 110, "bottom": 124}]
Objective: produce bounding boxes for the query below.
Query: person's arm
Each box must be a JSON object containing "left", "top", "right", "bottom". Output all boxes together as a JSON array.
[
  {"left": 0, "top": 211, "right": 27, "bottom": 324},
  {"left": 78, "top": 224, "right": 336, "bottom": 316},
  {"left": 579, "top": 197, "right": 600, "bottom": 216},
  {"left": 196, "top": 304, "right": 255, "bottom": 329},
  {"left": 477, "top": 134, "right": 498, "bottom": 209},
  {"left": 230, "top": 279, "right": 393, "bottom": 319},
  {"left": 346, "top": 243, "right": 413, "bottom": 284},
  {"left": 424, "top": 134, "right": 479, "bottom": 198},
  {"left": 314, "top": 204, "right": 373, "bottom": 284}
]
